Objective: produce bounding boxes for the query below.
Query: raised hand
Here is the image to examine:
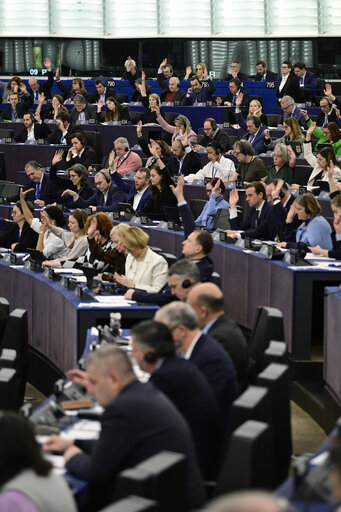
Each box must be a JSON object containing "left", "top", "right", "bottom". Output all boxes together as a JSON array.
[
  {"left": 212, "top": 178, "right": 222, "bottom": 195},
  {"left": 300, "top": 108, "right": 309, "bottom": 121},
  {"left": 20, "top": 188, "right": 34, "bottom": 201},
  {"left": 178, "top": 132, "right": 188, "bottom": 147},
  {"left": 170, "top": 174, "right": 185, "bottom": 202},
  {"left": 235, "top": 93, "right": 243, "bottom": 108},
  {"left": 19, "top": 83, "right": 27, "bottom": 93},
  {"left": 264, "top": 128, "right": 270, "bottom": 140},
  {"left": 141, "top": 70, "right": 146, "bottom": 81},
  {"left": 39, "top": 92, "right": 46, "bottom": 104},
  {"left": 160, "top": 58, "right": 167, "bottom": 69},
  {"left": 324, "top": 83, "right": 333, "bottom": 97},
  {"left": 87, "top": 217, "right": 98, "bottom": 239},
  {"left": 229, "top": 188, "right": 239, "bottom": 208},
  {"left": 43, "top": 57, "right": 51, "bottom": 70},
  {"left": 108, "top": 150, "right": 116, "bottom": 168},
  {"left": 52, "top": 149, "right": 64, "bottom": 167},
  {"left": 55, "top": 66, "right": 60, "bottom": 78},
  {"left": 33, "top": 112, "right": 41, "bottom": 123},
  {"left": 272, "top": 179, "right": 284, "bottom": 198},
  {"left": 97, "top": 99, "right": 104, "bottom": 111}
]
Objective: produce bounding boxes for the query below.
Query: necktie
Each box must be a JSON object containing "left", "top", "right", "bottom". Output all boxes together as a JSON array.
[
  {"left": 232, "top": 95, "right": 236, "bottom": 105},
  {"left": 255, "top": 210, "right": 260, "bottom": 227},
  {"left": 300, "top": 77, "right": 303, "bottom": 85},
  {"left": 324, "top": 115, "right": 328, "bottom": 127},
  {"left": 249, "top": 134, "right": 255, "bottom": 144},
  {"left": 35, "top": 183, "right": 40, "bottom": 200},
  {"left": 261, "top": 75, "right": 265, "bottom": 82},
  {"left": 35, "top": 91, "right": 39, "bottom": 101}
]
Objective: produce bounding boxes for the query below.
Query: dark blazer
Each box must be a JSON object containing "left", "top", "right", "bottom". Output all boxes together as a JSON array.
[
  {"left": 88, "top": 86, "right": 116, "bottom": 104},
  {"left": 283, "top": 106, "right": 307, "bottom": 128},
  {"left": 168, "top": 151, "right": 202, "bottom": 177},
  {"left": 223, "top": 90, "right": 250, "bottom": 107},
  {"left": 329, "top": 235, "right": 341, "bottom": 260},
  {"left": 65, "top": 380, "right": 206, "bottom": 511},
  {"left": 284, "top": 194, "right": 295, "bottom": 212},
  {"left": 110, "top": 170, "right": 151, "bottom": 212},
  {"left": 254, "top": 70, "right": 277, "bottom": 82},
  {"left": 69, "top": 103, "right": 97, "bottom": 124},
  {"left": 230, "top": 200, "right": 287, "bottom": 241},
  {"left": 301, "top": 70, "right": 317, "bottom": 89},
  {"left": 72, "top": 182, "right": 126, "bottom": 212},
  {"left": 14, "top": 122, "right": 51, "bottom": 143},
  {"left": 96, "top": 106, "right": 131, "bottom": 124},
  {"left": 21, "top": 173, "right": 62, "bottom": 205},
  {"left": 151, "top": 355, "right": 222, "bottom": 479},
  {"left": 197, "top": 128, "right": 231, "bottom": 152},
  {"left": 1, "top": 93, "right": 33, "bottom": 121},
  {"left": 316, "top": 109, "right": 338, "bottom": 127},
  {"left": 276, "top": 74, "right": 301, "bottom": 103},
  {"left": 185, "top": 80, "right": 216, "bottom": 105},
  {"left": 189, "top": 333, "right": 238, "bottom": 419},
  {"left": 206, "top": 313, "right": 250, "bottom": 392},
  {"left": 157, "top": 74, "right": 186, "bottom": 104},
  {"left": 49, "top": 165, "right": 94, "bottom": 201},
  {"left": 28, "top": 70, "right": 54, "bottom": 99},
  {"left": 236, "top": 111, "right": 267, "bottom": 154},
  {"left": 66, "top": 147, "right": 98, "bottom": 169},
  {"left": 46, "top": 122, "right": 78, "bottom": 145},
  {"left": 55, "top": 80, "right": 89, "bottom": 102},
  {"left": 225, "top": 72, "right": 248, "bottom": 81},
  {"left": 0, "top": 220, "right": 38, "bottom": 252}
]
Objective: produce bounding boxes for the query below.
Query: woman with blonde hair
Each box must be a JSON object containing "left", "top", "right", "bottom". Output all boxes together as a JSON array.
[
  {"left": 155, "top": 112, "right": 197, "bottom": 144},
  {"left": 113, "top": 225, "right": 168, "bottom": 293},
  {"left": 248, "top": 98, "right": 267, "bottom": 125},
  {"left": 264, "top": 117, "right": 304, "bottom": 149},
  {"left": 184, "top": 62, "right": 208, "bottom": 81}
]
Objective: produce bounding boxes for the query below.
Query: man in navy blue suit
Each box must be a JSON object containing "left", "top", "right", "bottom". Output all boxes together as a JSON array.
[
  {"left": 235, "top": 93, "right": 266, "bottom": 154},
  {"left": 63, "top": 171, "right": 126, "bottom": 212},
  {"left": 17, "top": 160, "right": 61, "bottom": 206},
  {"left": 280, "top": 95, "right": 307, "bottom": 128},
  {"left": 43, "top": 346, "right": 206, "bottom": 511},
  {"left": 110, "top": 167, "right": 151, "bottom": 212},
  {"left": 185, "top": 76, "right": 216, "bottom": 105},
  {"left": 155, "top": 301, "right": 238, "bottom": 419},
  {"left": 254, "top": 60, "right": 277, "bottom": 82},
  {"left": 131, "top": 319, "right": 222, "bottom": 479},
  {"left": 226, "top": 181, "right": 287, "bottom": 241},
  {"left": 293, "top": 61, "right": 317, "bottom": 90}
]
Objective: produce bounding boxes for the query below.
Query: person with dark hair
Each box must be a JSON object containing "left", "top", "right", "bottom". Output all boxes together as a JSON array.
[
  {"left": 65, "top": 132, "right": 98, "bottom": 171},
  {"left": 233, "top": 140, "right": 268, "bottom": 182},
  {"left": 188, "top": 282, "right": 249, "bottom": 392},
  {"left": 226, "top": 181, "right": 287, "bottom": 241},
  {"left": 141, "top": 163, "right": 178, "bottom": 220},
  {"left": 293, "top": 61, "right": 316, "bottom": 90},
  {"left": 307, "top": 95, "right": 340, "bottom": 128},
  {"left": 254, "top": 60, "right": 277, "bottom": 82},
  {"left": 135, "top": 129, "right": 171, "bottom": 169},
  {"left": 19, "top": 188, "right": 69, "bottom": 260},
  {"left": 310, "top": 194, "right": 341, "bottom": 259},
  {"left": 265, "top": 178, "right": 295, "bottom": 212},
  {"left": 193, "top": 118, "right": 231, "bottom": 152},
  {"left": 47, "top": 111, "right": 78, "bottom": 146},
  {"left": 185, "top": 141, "right": 237, "bottom": 183},
  {"left": 35, "top": 92, "right": 68, "bottom": 121},
  {"left": 303, "top": 117, "right": 341, "bottom": 154},
  {"left": 110, "top": 167, "right": 151, "bottom": 213},
  {"left": 0, "top": 412, "right": 77, "bottom": 511},
  {"left": 55, "top": 69, "right": 89, "bottom": 102},
  {"left": 168, "top": 136, "right": 202, "bottom": 176},
  {"left": 13, "top": 112, "right": 51, "bottom": 143},
  {"left": 69, "top": 94, "right": 96, "bottom": 124},
  {"left": 44, "top": 346, "right": 206, "bottom": 511},
  {"left": 276, "top": 61, "right": 301, "bottom": 103},
  {"left": 131, "top": 320, "right": 222, "bottom": 480},
  {"left": 0, "top": 201, "right": 38, "bottom": 252},
  {"left": 220, "top": 78, "right": 249, "bottom": 107},
  {"left": 1, "top": 91, "right": 33, "bottom": 121},
  {"left": 195, "top": 178, "right": 230, "bottom": 230},
  {"left": 235, "top": 94, "right": 267, "bottom": 154},
  {"left": 224, "top": 60, "right": 248, "bottom": 81},
  {"left": 49, "top": 151, "right": 94, "bottom": 200},
  {"left": 96, "top": 96, "right": 131, "bottom": 124},
  {"left": 88, "top": 77, "right": 116, "bottom": 103},
  {"left": 185, "top": 75, "right": 216, "bottom": 105}
]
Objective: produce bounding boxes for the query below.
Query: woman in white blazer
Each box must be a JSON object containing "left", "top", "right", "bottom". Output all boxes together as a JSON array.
[{"left": 113, "top": 225, "right": 168, "bottom": 293}]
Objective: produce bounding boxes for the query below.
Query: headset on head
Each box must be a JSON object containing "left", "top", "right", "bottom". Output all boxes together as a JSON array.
[
  {"left": 182, "top": 278, "right": 192, "bottom": 289},
  {"left": 144, "top": 351, "right": 158, "bottom": 363},
  {"left": 97, "top": 170, "right": 111, "bottom": 183},
  {"left": 207, "top": 142, "right": 221, "bottom": 156},
  {"left": 238, "top": 140, "right": 247, "bottom": 155},
  {"left": 250, "top": 115, "right": 261, "bottom": 128}
]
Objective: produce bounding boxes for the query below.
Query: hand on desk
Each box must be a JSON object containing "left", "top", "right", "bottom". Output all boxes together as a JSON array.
[
  {"left": 277, "top": 242, "right": 287, "bottom": 248},
  {"left": 124, "top": 289, "right": 135, "bottom": 300},
  {"left": 114, "top": 272, "right": 134, "bottom": 288},
  {"left": 225, "top": 230, "right": 238, "bottom": 239},
  {"left": 43, "top": 435, "right": 74, "bottom": 454},
  {"left": 309, "top": 245, "right": 328, "bottom": 256},
  {"left": 42, "top": 260, "right": 62, "bottom": 268}
]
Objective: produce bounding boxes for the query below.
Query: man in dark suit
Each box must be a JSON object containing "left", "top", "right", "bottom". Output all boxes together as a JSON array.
[
  {"left": 110, "top": 167, "right": 151, "bottom": 212},
  {"left": 280, "top": 95, "right": 307, "bottom": 128},
  {"left": 14, "top": 112, "right": 51, "bottom": 143},
  {"left": 131, "top": 320, "right": 222, "bottom": 479},
  {"left": 43, "top": 346, "right": 206, "bottom": 511},
  {"left": 64, "top": 171, "right": 126, "bottom": 212},
  {"left": 254, "top": 60, "right": 277, "bottom": 82},
  {"left": 185, "top": 76, "right": 216, "bottom": 105},
  {"left": 222, "top": 78, "right": 250, "bottom": 107},
  {"left": 1, "top": 91, "right": 33, "bottom": 121},
  {"left": 65, "top": 132, "right": 97, "bottom": 170},
  {"left": 194, "top": 118, "right": 231, "bottom": 152},
  {"left": 224, "top": 61, "right": 248, "bottom": 82},
  {"left": 19, "top": 160, "right": 61, "bottom": 206},
  {"left": 47, "top": 112, "right": 78, "bottom": 146},
  {"left": 235, "top": 109, "right": 267, "bottom": 155},
  {"left": 27, "top": 58, "right": 54, "bottom": 100},
  {"left": 226, "top": 181, "right": 287, "bottom": 241},
  {"left": 157, "top": 74, "right": 186, "bottom": 104},
  {"left": 276, "top": 61, "right": 301, "bottom": 103},
  {"left": 155, "top": 301, "right": 238, "bottom": 419},
  {"left": 69, "top": 94, "right": 96, "bottom": 124},
  {"left": 265, "top": 179, "right": 295, "bottom": 213},
  {"left": 315, "top": 96, "right": 339, "bottom": 127},
  {"left": 88, "top": 78, "right": 116, "bottom": 104},
  {"left": 188, "top": 282, "right": 250, "bottom": 393},
  {"left": 168, "top": 139, "right": 202, "bottom": 176},
  {"left": 293, "top": 61, "right": 317, "bottom": 90}
]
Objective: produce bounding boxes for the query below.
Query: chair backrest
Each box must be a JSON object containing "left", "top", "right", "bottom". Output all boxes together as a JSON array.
[
  {"left": 228, "top": 385, "right": 272, "bottom": 434},
  {"left": 263, "top": 340, "right": 287, "bottom": 367},
  {"left": 129, "top": 111, "right": 143, "bottom": 124},
  {"left": 0, "top": 152, "right": 6, "bottom": 180},
  {"left": 160, "top": 252, "right": 177, "bottom": 268},
  {"left": 164, "top": 112, "right": 181, "bottom": 126},
  {"left": 256, "top": 363, "right": 292, "bottom": 486},
  {"left": 189, "top": 199, "right": 207, "bottom": 219},
  {"left": 116, "top": 93, "right": 129, "bottom": 104},
  {"left": 0, "top": 367, "right": 21, "bottom": 411},
  {"left": 208, "top": 272, "right": 221, "bottom": 287},
  {"left": 83, "top": 130, "right": 102, "bottom": 163},
  {"left": 215, "top": 420, "right": 273, "bottom": 497},
  {"left": 213, "top": 208, "right": 231, "bottom": 230},
  {"left": 0, "top": 129, "right": 14, "bottom": 139},
  {"left": 99, "top": 496, "right": 158, "bottom": 512},
  {"left": 266, "top": 114, "right": 283, "bottom": 127},
  {"left": 293, "top": 165, "right": 312, "bottom": 186},
  {"left": 0, "top": 297, "right": 10, "bottom": 341},
  {"left": 249, "top": 306, "right": 284, "bottom": 374}
]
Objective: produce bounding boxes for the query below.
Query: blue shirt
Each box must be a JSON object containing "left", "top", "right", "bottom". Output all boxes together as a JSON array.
[
  {"left": 296, "top": 215, "right": 333, "bottom": 250},
  {"left": 195, "top": 194, "right": 230, "bottom": 230}
]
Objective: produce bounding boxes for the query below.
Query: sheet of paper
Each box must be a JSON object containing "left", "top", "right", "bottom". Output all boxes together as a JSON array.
[{"left": 52, "top": 268, "right": 84, "bottom": 275}]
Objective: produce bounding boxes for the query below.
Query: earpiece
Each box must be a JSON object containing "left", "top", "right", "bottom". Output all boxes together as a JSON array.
[
  {"left": 144, "top": 351, "right": 158, "bottom": 363},
  {"left": 97, "top": 170, "right": 111, "bottom": 183},
  {"left": 182, "top": 279, "right": 191, "bottom": 289},
  {"left": 124, "top": 147, "right": 129, "bottom": 152}
]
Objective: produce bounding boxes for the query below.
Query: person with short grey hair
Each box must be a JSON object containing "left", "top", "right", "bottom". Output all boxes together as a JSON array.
[
  {"left": 70, "top": 93, "right": 96, "bottom": 124},
  {"left": 265, "top": 143, "right": 296, "bottom": 184},
  {"left": 280, "top": 95, "right": 307, "bottom": 127},
  {"left": 107, "top": 136, "right": 142, "bottom": 176},
  {"left": 166, "top": 259, "right": 201, "bottom": 301},
  {"left": 157, "top": 59, "right": 186, "bottom": 104}
]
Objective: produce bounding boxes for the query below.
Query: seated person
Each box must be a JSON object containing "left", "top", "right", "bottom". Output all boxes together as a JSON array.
[
  {"left": 108, "top": 137, "right": 142, "bottom": 175},
  {"left": 254, "top": 60, "right": 277, "bottom": 82},
  {"left": 224, "top": 60, "right": 248, "bottom": 81},
  {"left": 0, "top": 201, "right": 38, "bottom": 252},
  {"left": 42, "top": 209, "right": 89, "bottom": 268},
  {"left": 193, "top": 117, "right": 231, "bottom": 152},
  {"left": 168, "top": 136, "right": 202, "bottom": 177},
  {"left": 266, "top": 179, "right": 295, "bottom": 212},
  {"left": 47, "top": 112, "right": 78, "bottom": 146},
  {"left": 140, "top": 163, "right": 177, "bottom": 220},
  {"left": 13, "top": 112, "right": 51, "bottom": 143},
  {"left": 49, "top": 151, "right": 94, "bottom": 200},
  {"left": 27, "top": 59, "right": 54, "bottom": 100},
  {"left": 195, "top": 178, "right": 230, "bottom": 230},
  {"left": 185, "top": 142, "right": 237, "bottom": 183},
  {"left": 113, "top": 226, "right": 168, "bottom": 293},
  {"left": 13, "top": 160, "right": 61, "bottom": 207},
  {"left": 88, "top": 77, "right": 116, "bottom": 104},
  {"left": 0, "top": 412, "right": 77, "bottom": 512},
  {"left": 185, "top": 76, "right": 216, "bottom": 105},
  {"left": 235, "top": 94, "right": 267, "bottom": 154},
  {"left": 122, "top": 56, "right": 141, "bottom": 81},
  {"left": 128, "top": 72, "right": 151, "bottom": 103},
  {"left": 155, "top": 112, "right": 197, "bottom": 145},
  {"left": 63, "top": 171, "right": 126, "bottom": 212},
  {"left": 264, "top": 117, "right": 304, "bottom": 149},
  {"left": 1, "top": 91, "right": 33, "bottom": 121},
  {"left": 35, "top": 92, "right": 68, "bottom": 121},
  {"left": 69, "top": 94, "right": 96, "bottom": 124},
  {"left": 0, "top": 76, "right": 26, "bottom": 102},
  {"left": 310, "top": 194, "right": 341, "bottom": 259},
  {"left": 77, "top": 213, "right": 125, "bottom": 273},
  {"left": 264, "top": 143, "right": 296, "bottom": 185},
  {"left": 293, "top": 61, "right": 317, "bottom": 89},
  {"left": 140, "top": 71, "right": 165, "bottom": 124},
  {"left": 226, "top": 181, "right": 287, "bottom": 241},
  {"left": 55, "top": 70, "right": 89, "bottom": 102},
  {"left": 184, "top": 62, "right": 208, "bottom": 81},
  {"left": 96, "top": 96, "right": 131, "bottom": 124},
  {"left": 217, "top": 78, "right": 249, "bottom": 108},
  {"left": 303, "top": 116, "right": 341, "bottom": 155},
  {"left": 279, "top": 193, "right": 333, "bottom": 252},
  {"left": 65, "top": 132, "right": 98, "bottom": 171},
  {"left": 233, "top": 140, "right": 268, "bottom": 183},
  {"left": 280, "top": 95, "right": 307, "bottom": 128},
  {"left": 20, "top": 189, "right": 69, "bottom": 260},
  {"left": 110, "top": 166, "right": 151, "bottom": 213},
  {"left": 157, "top": 73, "right": 185, "bottom": 104},
  {"left": 247, "top": 98, "right": 267, "bottom": 125},
  {"left": 136, "top": 128, "right": 171, "bottom": 169}
]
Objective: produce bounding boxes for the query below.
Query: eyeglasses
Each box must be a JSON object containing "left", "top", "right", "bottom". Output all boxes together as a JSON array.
[
  {"left": 281, "top": 65, "right": 289, "bottom": 69},
  {"left": 206, "top": 189, "right": 213, "bottom": 194},
  {"left": 195, "top": 68, "right": 201, "bottom": 71},
  {"left": 234, "top": 151, "right": 242, "bottom": 156}
]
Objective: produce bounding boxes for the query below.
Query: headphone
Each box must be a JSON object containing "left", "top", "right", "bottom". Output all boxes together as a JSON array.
[
  {"left": 207, "top": 142, "right": 221, "bottom": 156},
  {"left": 124, "top": 147, "right": 129, "bottom": 152},
  {"left": 238, "top": 140, "right": 248, "bottom": 155},
  {"left": 182, "top": 279, "right": 192, "bottom": 289},
  {"left": 97, "top": 170, "right": 111, "bottom": 183},
  {"left": 144, "top": 351, "right": 158, "bottom": 363},
  {"left": 250, "top": 115, "right": 261, "bottom": 128}
]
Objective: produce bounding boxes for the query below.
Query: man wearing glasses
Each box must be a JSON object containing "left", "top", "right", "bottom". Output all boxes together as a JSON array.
[
  {"left": 276, "top": 61, "right": 301, "bottom": 103},
  {"left": 224, "top": 61, "right": 248, "bottom": 82}
]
